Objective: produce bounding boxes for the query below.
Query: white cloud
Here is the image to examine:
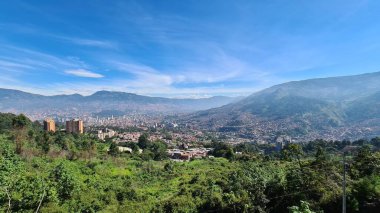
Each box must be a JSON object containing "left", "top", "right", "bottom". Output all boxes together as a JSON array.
[
  {"left": 110, "top": 53, "right": 251, "bottom": 87},
  {"left": 64, "top": 69, "right": 104, "bottom": 78},
  {"left": 0, "top": 44, "right": 284, "bottom": 98}
]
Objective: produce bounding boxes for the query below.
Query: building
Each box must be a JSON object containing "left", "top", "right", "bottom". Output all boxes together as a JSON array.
[
  {"left": 275, "top": 136, "right": 292, "bottom": 152},
  {"left": 117, "top": 146, "right": 132, "bottom": 153},
  {"left": 167, "top": 148, "right": 211, "bottom": 161},
  {"left": 66, "top": 119, "right": 84, "bottom": 134},
  {"left": 43, "top": 118, "right": 56, "bottom": 132},
  {"left": 96, "top": 128, "right": 117, "bottom": 140}
]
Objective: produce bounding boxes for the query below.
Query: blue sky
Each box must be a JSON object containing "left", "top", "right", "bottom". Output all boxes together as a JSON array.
[{"left": 0, "top": 0, "right": 380, "bottom": 97}]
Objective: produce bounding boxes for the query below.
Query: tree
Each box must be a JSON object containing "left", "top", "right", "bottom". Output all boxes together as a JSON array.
[
  {"left": 11, "top": 114, "right": 30, "bottom": 154},
  {"left": 0, "top": 137, "right": 25, "bottom": 212},
  {"left": 211, "top": 141, "right": 234, "bottom": 159},
  {"left": 288, "top": 201, "right": 317, "bottom": 213},
  {"left": 352, "top": 175, "right": 380, "bottom": 212},
  {"left": 41, "top": 132, "right": 51, "bottom": 154},
  {"left": 287, "top": 144, "right": 304, "bottom": 170},
  {"left": 352, "top": 145, "right": 380, "bottom": 178},
  {"left": 124, "top": 142, "right": 140, "bottom": 153},
  {"left": 137, "top": 133, "right": 150, "bottom": 149},
  {"left": 0, "top": 113, "right": 15, "bottom": 133},
  {"left": 11, "top": 114, "right": 29, "bottom": 129},
  {"left": 50, "top": 163, "right": 76, "bottom": 201},
  {"left": 157, "top": 195, "right": 197, "bottom": 212},
  {"left": 149, "top": 141, "right": 168, "bottom": 161},
  {"left": 234, "top": 143, "right": 258, "bottom": 154},
  {"left": 225, "top": 148, "right": 235, "bottom": 160},
  {"left": 312, "top": 146, "right": 334, "bottom": 179},
  {"left": 370, "top": 137, "right": 380, "bottom": 148},
  {"left": 108, "top": 143, "right": 119, "bottom": 157}
]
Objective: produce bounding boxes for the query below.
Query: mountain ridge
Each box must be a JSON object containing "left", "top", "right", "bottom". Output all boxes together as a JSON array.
[
  {"left": 0, "top": 88, "right": 241, "bottom": 100},
  {"left": 0, "top": 88, "right": 242, "bottom": 115},
  {"left": 184, "top": 71, "right": 380, "bottom": 141}
]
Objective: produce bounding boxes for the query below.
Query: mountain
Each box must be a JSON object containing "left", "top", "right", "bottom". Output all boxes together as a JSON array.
[
  {"left": 185, "top": 71, "right": 380, "bottom": 141},
  {"left": 346, "top": 91, "right": 380, "bottom": 121},
  {"left": 0, "top": 89, "right": 241, "bottom": 117}
]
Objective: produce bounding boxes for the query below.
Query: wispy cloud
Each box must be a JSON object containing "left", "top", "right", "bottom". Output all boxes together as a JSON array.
[
  {"left": 0, "top": 44, "right": 98, "bottom": 77},
  {"left": 64, "top": 69, "right": 104, "bottom": 78},
  {"left": 0, "top": 22, "right": 118, "bottom": 49},
  {"left": 0, "top": 75, "right": 19, "bottom": 84},
  {"left": 57, "top": 36, "right": 118, "bottom": 49},
  {"left": 113, "top": 62, "right": 174, "bottom": 86},
  {"left": 0, "top": 59, "right": 34, "bottom": 70},
  {"left": 110, "top": 49, "right": 257, "bottom": 85},
  {"left": 0, "top": 45, "right": 81, "bottom": 68}
]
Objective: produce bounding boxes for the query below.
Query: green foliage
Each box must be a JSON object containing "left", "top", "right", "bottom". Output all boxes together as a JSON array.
[
  {"left": 0, "top": 113, "right": 16, "bottom": 133},
  {"left": 288, "top": 201, "right": 317, "bottom": 213},
  {"left": 138, "top": 133, "right": 150, "bottom": 149},
  {"left": 370, "top": 137, "right": 380, "bottom": 148},
  {"left": 210, "top": 141, "right": 235, "bottom": 160},
  {"left": 12, "top": 114, "right": 30, "bottom": 129},
  {"left": 50, "top": 163, "right": 77, "bottom": 201},
  {"left": 136, "top": 136, "right": 168, "bottom": 160},
  {"left": 148, "top": 141, "right": 168, "bottom": 160},
  {"left": 352, "top": 175, "right": 380, "bottom": 212},
  {"left": 108, "top": 142, "right": 119, "bottom": 157},
  {"left": 351, "top": 145, "right": 380, "bottom": 178},
  {"left": 235, "top": 142, "right": 259, "bottom": 153},
  {"left": 0, "top": 114, "right": 380, "bottom": 212}
]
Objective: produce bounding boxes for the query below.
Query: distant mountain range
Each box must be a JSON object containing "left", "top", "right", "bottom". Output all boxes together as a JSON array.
[
  {"left": 0, "top": 89, "right": 242, "bottom": 116},
  {"left": 3, "top": 71, "right": 380, "bottom": 140},
  {"left": 185, "top": 71, "right": 380, "bottom": 141}
]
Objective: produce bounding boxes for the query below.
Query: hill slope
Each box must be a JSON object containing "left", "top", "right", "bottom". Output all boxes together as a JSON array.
[{"left": 185, "top": 71, "right": 380, "bottom": 141}]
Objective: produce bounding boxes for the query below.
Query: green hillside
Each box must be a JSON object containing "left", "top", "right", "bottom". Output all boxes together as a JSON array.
[
  {"left": 188, "top": 71, "right": 380, "bottom": 139},
  {"left": 1, "top": 113, "right": 380, "bottom": 212}
]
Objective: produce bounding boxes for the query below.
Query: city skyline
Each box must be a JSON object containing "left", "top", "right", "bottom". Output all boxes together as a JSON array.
[{"left": 1, "top": 0, "right": 380, "bottom": 98}]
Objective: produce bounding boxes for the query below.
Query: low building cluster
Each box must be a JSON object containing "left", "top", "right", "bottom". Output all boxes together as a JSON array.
[
  {"left": 96, "top": 128, "right": 117, "bottom": 140},
  {"left": 167, "top": 148, "right": 213, "bottom": 161},
  {"left": 114, "top": 132, "right": 141, "bottom": 143}
]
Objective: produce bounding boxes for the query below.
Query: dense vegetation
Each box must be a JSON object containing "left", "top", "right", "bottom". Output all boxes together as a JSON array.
[{"left": 0, "top": 113, "right": 379, "bottom": 212}]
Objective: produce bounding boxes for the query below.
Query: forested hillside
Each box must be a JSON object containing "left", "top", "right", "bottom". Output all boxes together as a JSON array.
[{"left": 0, "top": 113, "right": 379, "bottom": 212}]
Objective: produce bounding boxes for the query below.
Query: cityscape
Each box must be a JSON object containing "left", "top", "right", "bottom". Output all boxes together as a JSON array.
[
  {"left": 42, "top": 116, "right": 217, "bottom": 161},
  {"left": 1, "top": 1, "right": 380, "bottom": 212}
]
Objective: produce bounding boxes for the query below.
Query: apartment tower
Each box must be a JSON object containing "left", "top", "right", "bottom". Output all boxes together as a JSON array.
[
  {"left": 43, "top": 118, "right": 56, "bottom": 132},
  {"left": 66, "top": 119, "right": 84, "bottom": 134}
]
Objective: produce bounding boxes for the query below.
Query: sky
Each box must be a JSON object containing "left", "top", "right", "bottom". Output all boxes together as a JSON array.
[{"left": 0, "top": 0, "right": 380, "bottom": 98}]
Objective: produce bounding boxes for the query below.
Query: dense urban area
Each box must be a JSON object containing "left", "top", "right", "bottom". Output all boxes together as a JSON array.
[
  {"left": 17, "top": 111, "right": 373, "bottom": 147},
  {"left": 0, "top": 112, "right": 379, "bottom": 212}
]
